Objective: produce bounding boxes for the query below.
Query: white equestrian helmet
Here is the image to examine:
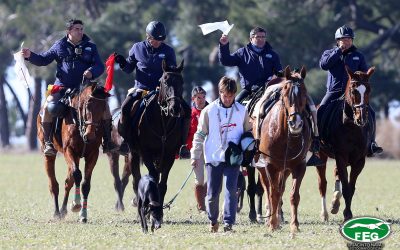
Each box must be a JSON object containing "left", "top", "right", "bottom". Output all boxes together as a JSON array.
[{"left": 240, "top": 133, "right": 256, "bottom": 152}]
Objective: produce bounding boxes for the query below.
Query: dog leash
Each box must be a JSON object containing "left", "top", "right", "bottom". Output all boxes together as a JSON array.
[{"left": 163, "top": 167, "right": 194, "bottom": 209}]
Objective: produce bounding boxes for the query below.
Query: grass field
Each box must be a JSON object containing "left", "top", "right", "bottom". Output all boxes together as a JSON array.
[{"left": 0, "top": 153, "right": 398, "bottom": 249}]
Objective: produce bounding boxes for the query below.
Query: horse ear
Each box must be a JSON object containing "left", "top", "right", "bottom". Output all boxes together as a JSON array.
[
  {"left": 345, "top": 65, "right": 354, "bottom": 78},
  {"left": 300, "top": 66, "right": 307, "bottom": 79},
  {"left": 176, "top": 59, "right": 184, "bottom": 73},
  {"left": 367, "top": 66, "right": 375, "bottom": 77},
  {"left": 162, "top": 59, "right": 167, "bottom": 72},
  {"left": 284, "top": 66, "right": 291, "bottom": 79}
]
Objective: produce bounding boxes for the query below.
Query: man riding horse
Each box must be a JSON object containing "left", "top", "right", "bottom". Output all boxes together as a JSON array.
[
  {"left": 114, "top": 21, "right": 191, "bottom": 158},
  {"left": 21, "top": 18, "right": 117, "bottom": 156},
  {"left": 316, "top": 25, "right": 382, "bottom": 157}
]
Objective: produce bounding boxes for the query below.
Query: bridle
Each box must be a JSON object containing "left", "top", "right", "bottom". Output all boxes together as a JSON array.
[
  {"left": 281, "top": 79, "right": 305, "bottom": 135},
  {"left": 158, "top": 71, "right": 183, "bottom": 117},
  {"left": 344, "top": 79, "right": 370, "bottom": 127}
]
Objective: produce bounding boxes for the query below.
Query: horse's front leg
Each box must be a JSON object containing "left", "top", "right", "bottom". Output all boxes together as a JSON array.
[
  {"left": 256, "top": 173, "right": 265, "bottom": 222},
  {"left": 79, "top": 150, "right": 100, "bottom": 223},
  {"left": 330, "top": 164, "right": 342, "bottom": 215},
  {"left": 265, "top": 165, "right": 281, "bottom": 231},
  {"left": 334, "top": 156, "right": 351, "bottom": 221},
  {"left": 346, "top": 158, "right": 365, "bottom": 220},
  {"left": 257, "top": 167, "right": 270, "bottom": 224},
  {"left": 107, "top": 151, "right": 124, "bottom": 212},
  {"left": 315, "top": 152, "right": 329, "bottom": 221},
  {"left": 289, "top": 164, "right": 306, "bottom": 235},
  {"left": 246, "top": 165, "right": 257, "bottom": 222},
  {"left": 60, "top": 150, "right": 81, "bottom": 218},
  {"left": 44, "top": 155, "right": 61, "bottom": 219},
  {"left": 157, "top": 156, "right": 175, "bottom": 220},
  {"left": 129, "top": 152, "right": 140, "bottom": 207}
]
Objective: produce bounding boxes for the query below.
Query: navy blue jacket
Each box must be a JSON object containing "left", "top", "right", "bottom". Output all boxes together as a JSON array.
[
  {"left": 219, "top": 42, "right": 282, "bottom": 90},
  {"left": 27, "top": 34, "right": 104, "bottom": 89},
  {"left": 122, "top": 41, "right": 176, "bottom": 91},
  {"left": 320, "top": 45, "right": 368, "bottom": 93}
]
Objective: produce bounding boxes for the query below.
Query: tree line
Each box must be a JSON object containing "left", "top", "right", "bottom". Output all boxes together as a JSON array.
[{"left": 1, "top": 0, "right": 399, "bottom": 149}]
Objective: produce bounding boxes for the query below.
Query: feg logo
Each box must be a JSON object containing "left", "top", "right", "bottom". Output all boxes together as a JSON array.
[{"left": 340, "top": 217, "right": 391, "bottom": 242}]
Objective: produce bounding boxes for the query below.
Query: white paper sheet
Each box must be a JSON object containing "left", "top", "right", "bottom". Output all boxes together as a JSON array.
[{"left": 198, "top": 20, "right": 234, "bottom": 35}]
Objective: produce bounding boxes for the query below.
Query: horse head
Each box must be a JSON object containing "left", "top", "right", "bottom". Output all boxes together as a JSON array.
[
  {"left": 158, "top": 60, "right": 184, "bottom": 117},
  {"left": 344, "top": 66, "right": 374, "bottom": 127},
  {"left": 73, "top": 82, "right": 111, "bottom": 142},
  {"left": 281, "top": 66, "right": 308, "bottom": 135}
]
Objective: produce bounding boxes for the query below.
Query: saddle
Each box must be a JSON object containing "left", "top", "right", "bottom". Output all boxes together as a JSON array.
[
  {"left": 317, "top": 97, "right": 344, "bottom": 153},
  {"left": 119, "top": 90, "right": 158, "bottom": 148}
]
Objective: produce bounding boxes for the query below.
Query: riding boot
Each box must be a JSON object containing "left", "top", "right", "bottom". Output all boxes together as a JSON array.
[
  {"left": 41, "top": 122, "right": 57, "bottom": 156},
  {"left": 102, "top": 119, "right": 118, "bottom": 153},
  {"left": 306, "top": 101, "right": 324, "bottom": 167},
  {"left": 117, "top": 121, "right": 130, "bottom": 156},
  {"left": 367, "top": 109, "right": 383, "bottom": 157},
  {"left": 179, "top": 117, "right": 191, "bottom": 159},
  {"left": 194, "top": 184, "right": 207, "bottom": 212}
]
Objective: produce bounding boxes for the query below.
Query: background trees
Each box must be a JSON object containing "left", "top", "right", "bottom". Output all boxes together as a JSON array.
[{"left": 1, "top": 0, "right": 399, "bottom": 149}]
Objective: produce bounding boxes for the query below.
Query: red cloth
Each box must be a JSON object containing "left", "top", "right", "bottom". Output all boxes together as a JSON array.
[
  {"left": 186, "top": 106, "right": 203, "bottom": 150},
  {"left": 104, "top": 54, "right": 116, "bottom": 92}
]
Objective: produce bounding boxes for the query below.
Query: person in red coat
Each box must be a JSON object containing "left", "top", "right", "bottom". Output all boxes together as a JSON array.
[{"left": 188, "top": 86, "right": 208, "bottom": 212}]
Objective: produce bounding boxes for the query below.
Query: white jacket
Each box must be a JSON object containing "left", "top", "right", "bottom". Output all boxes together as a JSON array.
[{"left": 190, "top": 99, "right": 252, "bottom": 165}]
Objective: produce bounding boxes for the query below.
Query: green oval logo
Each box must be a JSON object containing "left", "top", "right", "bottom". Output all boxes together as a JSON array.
[{"left": 340, "top": 217, "right": 391, "bottom": 242}]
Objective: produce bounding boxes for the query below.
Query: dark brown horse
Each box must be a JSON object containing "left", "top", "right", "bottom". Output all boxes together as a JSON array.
[
  {"left": 37, "top": 82, "right": 110, "bottom": 222},
  {"left": 255, "top": 66, "right": 311, "bottom": 233},
  {"left": 315, "top": 66, "right": 375, "bottom": 222},
  {"left": 109, "top": 60, "right": 185, "bottom": 218}
]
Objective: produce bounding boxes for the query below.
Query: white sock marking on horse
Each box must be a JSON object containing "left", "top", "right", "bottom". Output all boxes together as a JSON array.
[{"left": 322, "top": 197, "right": 327, "bottom": 214}]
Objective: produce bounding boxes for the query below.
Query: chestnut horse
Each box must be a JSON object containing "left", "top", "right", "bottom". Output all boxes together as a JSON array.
[
  {"left": 109, "top": 60, "right": 185, "bottom": 218},
  {"left": 315, "top": 66, "right": 375, "bottom": 222},
  {"left": 255, "top": 66, "right": 311, "bottom": 233},
  {"left": 37, "top": 82, "right": 110, "bottom": 222}
]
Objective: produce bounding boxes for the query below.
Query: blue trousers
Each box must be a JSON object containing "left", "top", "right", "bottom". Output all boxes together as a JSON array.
[{"left": 206, "top": 162, "right": 240, "bottom": 226}]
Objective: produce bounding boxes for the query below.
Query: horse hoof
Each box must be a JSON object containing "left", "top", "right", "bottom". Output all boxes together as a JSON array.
[
  {"left": 115, "top": 202, "right": 125, "bottom": 212},
  {"left": 257, "top": 214, "right": 263, "bottom": 223},
  {"left": 320, "top": 211, "right": 329, "bottom": 222},
  {"left": 330, "top": 199, "right": 340, "bottom": 214},
  {"left": 53, "top": 211, "right": 62, "bottom": 220},
  {"left": 249, "top": 211, "right": 257, "bottom": 222},
  {"left": 80, "top": 217, "right": 87, "bottom": 223},
  {"left": 71, "top": 203, "right": 82, "bottom": 213},
  {"left": 131, "top": 198, "right": 138, "bottom": 207}
]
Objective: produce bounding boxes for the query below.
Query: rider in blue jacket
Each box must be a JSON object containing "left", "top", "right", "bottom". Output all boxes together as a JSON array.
[
  {"left": 22, "top": 19, "right": 117, "bottom": 156},
  {"left": 319, "top": 25, "right": 382, "bottom": 156},
  {"left": 219, "top": 26, "right": 282, "bottom": 102},
  {"left": 115, "top": 21, "right": 191, "bottom": 158},
  {"left": 220, "top": 27, "right": 322, "bottom": 165}
]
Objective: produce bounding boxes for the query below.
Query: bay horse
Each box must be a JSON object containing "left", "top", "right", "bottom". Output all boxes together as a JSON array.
[
  {"left": 315, "top": 66, "right": 375, "bottom": 222},
  {"left": 114, "top": 60, "right": 185, "bottom": 218},
  {"left": 37, "top": 82, "right": 111, "bottom": 222},
  {"left": 255, "top": 66, "right": 311, "bottom": 233}
]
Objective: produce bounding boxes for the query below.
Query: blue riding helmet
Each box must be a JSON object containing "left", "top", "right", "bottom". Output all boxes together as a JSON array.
[
  {"left": 47, "top": 100, "right": 68, "bottom": 117},
  {"left": 335, "top": 25, "right": 355, "bottom": 40},
  {"left": 146, "top": 21, "right": 166, "bottom": 41}
]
